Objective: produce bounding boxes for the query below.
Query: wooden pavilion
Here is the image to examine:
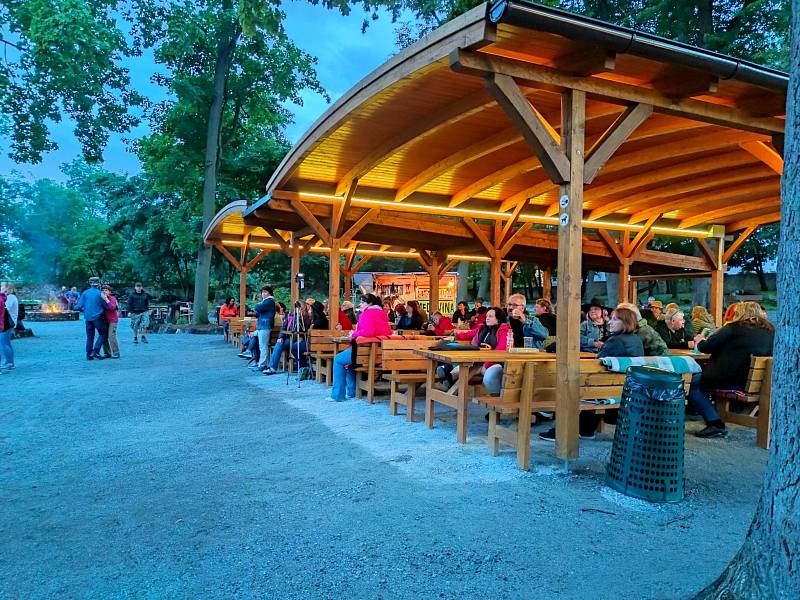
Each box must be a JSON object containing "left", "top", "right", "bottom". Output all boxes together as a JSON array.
[{"left": 204, "top": 0, "right": 785, "bottom": 460}]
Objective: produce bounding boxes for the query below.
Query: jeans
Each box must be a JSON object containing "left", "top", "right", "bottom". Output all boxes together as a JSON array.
[
  {"left": 86, "top": 318, "right": 108, "bottom": 356},
  {"left": 483, "top": 364, "right": 504, "bottom": 395},
  {"left": 331, "top": 348, "right": 356, "bottom": 401},
  {"left": 0, "top": 329, "right": 14, "bottom": 366},
  {"left": 268, "top": 338, "right": 291, "bottom": 371},
  {"left": 257, "top": 329, "right": 271, "bottom": 368},
  {"left": 686, "top": 373, "right": 722, "bottom": 424}
]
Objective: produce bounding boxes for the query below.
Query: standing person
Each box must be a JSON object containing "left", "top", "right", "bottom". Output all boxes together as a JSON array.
[
  {"left": 101, "top": 284, "right": 121, "bottom": 359},
  {"left": 57, "top": 286, "right": 70, "bottom": 310},
  {"left": 75, "top": 277, "right": 109, "bottom": 360},
  {"left": 127, "top": 282, "right": 151, "bottom": 344},
  {"left": 67, "top": 286, "right": 80, "bottom": 310},
  {"left": 0, "top": 285, "right": 16, "bottom": 372},
  {"left": 254, "top": 286, "right": 276, "bottom": 372}
]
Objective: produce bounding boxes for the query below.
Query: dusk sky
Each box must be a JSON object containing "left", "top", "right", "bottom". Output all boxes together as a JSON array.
[{"left": 1, "top": 2, "right": 402, "bottom": 182}]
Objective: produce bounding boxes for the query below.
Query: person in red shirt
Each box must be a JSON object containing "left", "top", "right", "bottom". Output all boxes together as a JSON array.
[
  {"left": 425, "top": 312, "right": 453, "bottom": 336},
  {"left": 101, "top": 285, "right": 121, "bottom": 359},
  {"left": 219, "top": 297, "right": 239, "bottom": 341}
]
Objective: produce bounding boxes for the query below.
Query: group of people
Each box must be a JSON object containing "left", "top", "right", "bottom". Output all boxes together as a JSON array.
[
  {"left": 0, "top": 284, "right": 19, "bottom": 374},
  {"left": 73, "top": 278, "right": 152, "bottom": 360},
  {"left": 56, "top": 286, "right": 80, "bottom": 311}
]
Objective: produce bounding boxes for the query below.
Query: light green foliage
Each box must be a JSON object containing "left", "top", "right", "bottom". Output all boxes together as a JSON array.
[
  {"left": 726, "top": 224, "right": 779, "bottom": 290},
  {"left": 0, "top": 0, "right": 143, "bottom": 163}
]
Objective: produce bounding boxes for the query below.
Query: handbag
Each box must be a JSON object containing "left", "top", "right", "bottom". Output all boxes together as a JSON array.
[
  {"left": 428, "top": 340, "right": 481, "bottom": 351},
  {"left": 2, "top": 308, "right": 12, "bottom": 332}
]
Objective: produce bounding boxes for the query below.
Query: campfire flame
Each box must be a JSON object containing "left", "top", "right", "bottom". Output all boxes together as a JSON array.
[{"left": 42, "top": 302, "right": 63, "bottom": 313}]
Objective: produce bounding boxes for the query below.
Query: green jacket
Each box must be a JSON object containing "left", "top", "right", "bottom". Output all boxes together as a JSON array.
[{"left": 638, "top": 318, "right": 670, "bottom": 356}]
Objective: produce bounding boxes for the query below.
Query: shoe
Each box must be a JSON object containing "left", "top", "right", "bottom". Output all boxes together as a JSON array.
[
  {"left": 325, "top": 396, "right": 345, "bottom": 402},
  {"left": 237, "top": 352, "right": 252, "bottom": 359},
  {"left": 538, "top": 428, "right": 556, "bottom": 441},
  {"left": 694, "top": 424, "right": 728, "bottom": 438},
  {"left": 685, "top": 413, "right": 704, "bottom": 422},
  {"left": 580, "top": 432, "right": 596, "bottom": 440},
  {"left": 111, "top": 355, "right": 120, "bottom": 359},
  {"left": 93, "top": 353, "right": 105, "bottom": 360},
  {"left": 141, "top": 336, "right": 148, "bottom": 343},
  {"left": 263, "top": 367, "right": 277, "bottom": 375},
  {"left": 345, "top": 395, "right": 355, "bottom": 401},
  {"left": 1, "top": 364, "right": 14, "bottom": 371},
  {"left": 535, "top": 411, "right": 554, "bottom": 420},
  {"left": 102, "top": 354, "right": 112, "bottom": 359},
  {"left": 133, "top": 338, "right": 138, "bottom": 344}
]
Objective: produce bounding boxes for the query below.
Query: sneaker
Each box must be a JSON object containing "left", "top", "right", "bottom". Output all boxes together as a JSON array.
[
  {"left": 535, "top": 411, "right": 554, "bottom": 420},
  {"left": 345, "top": 395, "right": 355, "bottom": 401},
  {"left": 1, "top": 364, "right": 15, "bottom": 371},
  {"left": 538, "top": 428, "right": 556, "bottom": 441},
  {"left": 93, "top": 353, "right": 105, "bottom": 361},
  {"left": 111, "top": 355, "right": 121, "bottom": 359},
  {"left": 237, "top": 352, "right": 252, "bottom": 359},
  {"left": 87, "top": 355, "right": 94, "bottom": 361},
  {"left": 580, "top": 432, "right": 596, "bottom": 440},
  {"left": 263, "top": 367, "right": 277, "bottom": 375},
  {"left": 133, "top": 338, "right": 138, "bottom": 344},
  {"left": 141, "top": 336, "right": 148, "bottom": 344},
  {"left": 325, "top": 396, "right": 345, "bottom": 402},
  {"left": 694, "top": 424, "right": 728, "bottom": 438}
]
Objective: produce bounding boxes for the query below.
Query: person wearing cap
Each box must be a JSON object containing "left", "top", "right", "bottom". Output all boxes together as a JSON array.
[
  {"left": 101, "top": 284, "right": 121, "bottom": 358},
  {"left": 75, "top": 277, "right": 110, "bottom": 360},
  {"left": 580, "top": 301, "right": 608, "bottom": 352},
  {"left": 655, "top": 308, "right": 696, "bottom": 349},
  {"left": 643, "top": 300, "right": 663, "bottom": 327},
  {"left": 617, "top": 302, "right": 669, "bottom": 356},
  {"left": 126, "top": 282, "right": 152, "bottom": 344}
]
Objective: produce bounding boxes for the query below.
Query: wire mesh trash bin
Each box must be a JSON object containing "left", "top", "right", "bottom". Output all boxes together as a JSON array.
[{"left": 606, "top": 366, "right": 686, "bottom": 503}]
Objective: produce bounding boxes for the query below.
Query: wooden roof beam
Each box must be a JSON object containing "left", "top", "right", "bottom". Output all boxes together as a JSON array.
[
  {"left": 450, "top": 157, "right": 539, "bottom": 207},
  {"left": 262, "top": 226, "right": 291, "bottom": 252},
  {"left": 332, "top": 178, "right": 358, "bottom": 237},
  {"left": 584, "top": 103, "right": 653, "bottom": 184},
  {"left": 340, "top": 208, "right": 380, "bottom": 246},
  {"left": 450, "top": 49, "right": 785, "bottom": 135},
  {"left": 553, "top": 47, "right": 616, "bottom": 77},
  {"left": 678, "top": 200, "right": 782, "bottom": 230},
  {"left": 650, "top": 73, "right": 719, "bottom": 100},
  {"left": 289, "top": 199, "right": 332, "bottom": 246},
  {"left": 214, "top": 243, "right": 243, "bottom": 271},
  {"left": 597, "top": 229, "right": 624, "bottom": 263},
  {"left": 739, "top": 141, "right": 783, "bottom": 174},
  {"left": 696, "top": 238, "right": 719, "bottom": 270},
  {"left": 333, "top": 92, "right": 494, "bottom": 197},
  {"left": 462, "top": 217, "right": 496, "bottom": 257},
  {"left": 484, "top": 72, "right": 570, "bottom": 184},
  {"left": 624, "top": 215, "right": 658, "bottom": 259},
  {"left": 727, "top": 213, "right": 781, "bottom": 232},
  {"left": 500, "top": 222, "right": 533, "bottom": 257},
  {"left": 245, "top": 248, "right": 271, "bottom": 271},
  {"left": 722, "top": 226, "right": 757, "bottom": 264}
]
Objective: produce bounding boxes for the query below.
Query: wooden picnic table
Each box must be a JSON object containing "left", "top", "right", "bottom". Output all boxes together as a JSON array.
[{"left": 416, "top": 349, "right": 597, "bottom": 444}]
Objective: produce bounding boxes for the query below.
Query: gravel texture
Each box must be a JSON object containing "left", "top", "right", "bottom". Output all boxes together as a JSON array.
[{"left": 0, "top": 321, "right": 768, "bottom": 599}]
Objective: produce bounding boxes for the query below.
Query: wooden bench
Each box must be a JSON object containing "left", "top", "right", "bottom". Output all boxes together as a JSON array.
[
  {"left": 228, "top": 319, "right": 247, "bottom": 347},
  {"left": 381, "top": 339, "right": 439, "bottom": 421},
  {"left": 475, "top": 360, "right": 692, "bottom": 470},
  {"left": 713, "top": 355, "right": 773, "bottom": 448},
  {"left": 307, "top": 329, "right": 339, "bottom": 385},
  {"left": 353, "top": 342, "right": 388, "bottom": 403}
]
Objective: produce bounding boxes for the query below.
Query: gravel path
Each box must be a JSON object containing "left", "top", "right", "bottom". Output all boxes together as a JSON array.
[{"left": 1, "top": 322, "right": 768, "bottom": 599}]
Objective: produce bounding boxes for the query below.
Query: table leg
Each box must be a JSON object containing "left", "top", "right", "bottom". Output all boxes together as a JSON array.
[
  {"left": 425, "top": 360, "right": 435, "bottom": 429},
  {"left": 456, "top": 362, "right": 470, "bottom": 444}
]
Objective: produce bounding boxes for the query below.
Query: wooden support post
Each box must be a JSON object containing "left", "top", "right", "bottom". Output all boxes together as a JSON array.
[
  {"left": 710, "top": 267, "right": 724, "bottom": 326},
  {"left": 555, "top": 89, "right": 586, "bottom": 461},
  {"left": 329, "top": 239, "right": 341, "bottom": 324},
  {"left": 542, "top": 267, "right": 552, "bottom": 301},
  {"left": 490, "top": 255, "right": 503, "bottom": 307},
  {"left": 619, "top": 259, "right": 630, "bottom": 305},
  {"left": 290, "top": 247, "right": 301, "bottom": 308},
  {"left": 429, "top": 251, "right": 441, "bottom": 314},
  {"left": 239, "top": 268, "right": 247, "bottom": 318},
  {"left": 344, "top": 270, "right": 353, "bottom": 302},
  {"left": 504, "top": 263, "right": 513, "bottom": 300}
]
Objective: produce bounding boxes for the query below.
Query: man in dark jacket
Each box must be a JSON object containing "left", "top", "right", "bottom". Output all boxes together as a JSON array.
[
  {"left": 75, "top": 277, "right": 110, "bottom": 360},
  {"left": 254, "top": 285, "right": 276, "bottom": 372},
  {"left": 126, "top": 282, "right": 152, "bottom": 344},
  {"left": 655, "top": 308, "right": 696, "bottom": 349}
]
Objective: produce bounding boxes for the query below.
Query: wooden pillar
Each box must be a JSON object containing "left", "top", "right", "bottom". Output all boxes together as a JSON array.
[
  {"left": 344, "top": 270, "right": 352, "bottom": 302},
  {"left": 618, "top": 259, "right": 630, "bottom": 306},
  {"left": 555, "top": 89, "right": 586, "bottom": 461},
  {"left": 542, "top": 267, "right": 552, "bottom": 301},
  {"left": 290, "top": 247, "right": 301, "bottom": 308},
  {"left": 429, "top": 252, "right": 441, "bottom": 314},
  {"left": 329, "top": 240, "right": 341, "bottom": 325},
  {"left": 239, "top": 269, "right": 247, "bottom": 318},
  {"left": 504, "top": 263, "right": 513, "bottom": 301},
  {"left": 490, "top": 255, "right": 502, "bottom": 306},
  {"left": 710, "top": 268, "right": 725, "bottom": 325}
]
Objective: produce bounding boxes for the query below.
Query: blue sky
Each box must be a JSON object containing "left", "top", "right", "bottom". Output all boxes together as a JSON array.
[{"left": 0, "top": 1, "right": 402, "bottom": 182}]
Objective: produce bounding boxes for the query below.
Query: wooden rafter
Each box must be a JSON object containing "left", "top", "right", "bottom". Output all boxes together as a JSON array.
[
  {"left": 345, "top": 242, "right": 360, "bottom": 270},
  {"left": 440, "top": 260, "right": 458, "bottom": 276},
  {"left": 214, "top": 243, "right": 243, "bottom": 271},
  {"left": 678, "top": 199, "right": 781, "bottom": 230},
  {"left": 499, "top": 181, "right": 553, "bottom": 212},
  {"left": 553, "top": 46, "right": 616, "bottom": 76},
  {"left": 462, "top": 218, "right": 496, "bottom": 257},
  {"left": 340, "top": 208, "right": 380, "bottom": 246},
  {"left": 296, "top": 234, "right": 320, "bottom": 258},
  {"left": 727, "top": 213, "right": 781, "bottom": 232},
  {"left": 334, "top": 94, "right": 494, "bottom": 197},
  {"left": 739, "top": 140, "right": 784, "bottom": 174},
  {"left": 451, "top": 49, "right": 785, "bottom": 135},
  {"left": 722, "top": 226, "right": 757, "bottom": 264},
  {"left": 484, "top": 72, "right": 570, "bottom": 184},
  {"left": 351, "top": 254, "right": 371, "bottom": 273},
  {"left": 696, "top": 238, "right": 719, "bottom": 270},
  {"left": 583, "top": 103, "right": 653, "bottom": 184},
  {"left": 240, "top": 233, "right": 252, "bottom": 265},
  {"left": 650, "top": 72, "right": 719, "bottom": 100},
  {"left": 416, "top": 249, "right": 432, "bottom": 270},
  {"left": 499, "top": 198, "right": 528, "bottom": 247},
  {"left": 289, "top": 199, "right": 331, "bottom": 245},
  {"left": 500, "top": 223, "right": 533, "bottom": 257},
  {"left": 628, "top": 186, "right": 779, "bottom": 225},
  {"left": 245, "top": 248, "right": 271, "bottom": 270},
  {"left": 597, "top": 229, "right": 624, "bottom": 263},
  {"left": 450, "top": 157, "right": 540, "bottom": 207},
  {"left": 624, "top": 215, "right": 658, "bottom": 259},
  {"left": 333, "top": 178, "right": 358, "bottom": 237},
  {"left": 263, "top": 226, "right": 291, "bottom": 252}
]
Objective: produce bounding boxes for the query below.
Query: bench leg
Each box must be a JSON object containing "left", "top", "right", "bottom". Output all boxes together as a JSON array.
[
  {"left": 389, "top": 379, "right": 398, "bottom": 416},
  {"left": 488, "top": 411, "right": 500, "bottom": 456},
  {"left": 516, "top": 363, "right": 534, "bottom": 471},
  {"left": 406, "top": 382, "right": 418, "bottom": 423},
  {"left": 325, "top": 360, "right": 333, "bottom": 386},
  {"left": 425, "top": 362, "right": 435, "bottom": 429},
  {"left": 315, "top": 357, "right": 323, "bottom": 383}
]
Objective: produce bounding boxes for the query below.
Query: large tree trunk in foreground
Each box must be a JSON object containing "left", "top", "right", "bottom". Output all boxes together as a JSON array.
[
  {"left": 694, "top": 7, "right": 800, "bottom": 596},
  {"left": 192, "top": 31, "right": 238, "bottom": 324}
]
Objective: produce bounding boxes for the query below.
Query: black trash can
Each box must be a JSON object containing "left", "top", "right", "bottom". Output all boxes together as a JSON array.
[{"left": 606, "top": 366, "right": 686, "bottom": 503}]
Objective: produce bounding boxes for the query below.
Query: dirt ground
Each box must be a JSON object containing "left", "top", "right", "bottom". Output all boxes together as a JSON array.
[{"left": 0, "top": 322, "right": 768, "bottom": 599}]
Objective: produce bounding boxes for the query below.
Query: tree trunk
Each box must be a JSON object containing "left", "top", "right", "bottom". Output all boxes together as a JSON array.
[
  {"left": 605, "top": 272, "right": 619, "bottom": 305},
  {"left": 694, "top": 8, "right": 800, "bottom": 595},
  {"left": 191, "top": 30, "right": 239, "bottom": 324},
  {"left": 477, "top": 263, "right": 490, "bottom": 300},
  {"left": 692, "top": 277, "right": 711, "bottom": 308},
  {"left": 457, "top": 261, "right": 470, "bottom": 302}
]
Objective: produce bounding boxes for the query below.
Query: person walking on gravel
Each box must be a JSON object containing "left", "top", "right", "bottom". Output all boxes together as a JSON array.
[
  {"left": 127, "top": 282, "right": 152, "bottom": 344},
  {"left": 75, "top": 277, "right": 110, "bottom": 360},
  {"left": 101, "top": 284, "right": 121, "bottom": 358}
]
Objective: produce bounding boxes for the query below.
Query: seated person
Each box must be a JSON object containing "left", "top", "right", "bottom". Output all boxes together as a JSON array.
[
  {"left": 617, "top": 302, "right": 669, "bottom": 356},
  {"left": 534, "top": 298, "right": 557, "bottom": 336},
  {"left": 580, "top": 301, "right": 608, "bottom": 352},
  {"left": 293, "top": 300, "right": 329, "bottom": 370},
  {"left": 469, "top": 297, "right": 484, "bottom": 318},
  {"left": 261, "top": 303, "right": 312, "bottom": 374},
  {"left": 686, "top": 301, "right": 774, "bottom": 438},
  {"left": 691, "top": 305, "right": 717, "bottom": 336},
  {"left": 382, "top": 299, "right": 396, "bottom": 323},
  {"left": 642, "top": 300, "right": 663, "bottom": 327},
  {"left": 341, "top": 301, "right": 357, "bottom": 329},
  {"left": 655, "top": 308, "right": 696, "bottom": 349},
  {"left": 397, "top": 300, "right": 425, "bottom": 330},
  {"left": 438, "top": 307, "right": 510, "bottom": 395},
  {"left": 506, "top": 293, "right": 549, "bottom": 348},
  {"left": 452, "top": 301, "right": 471, "bottom": 327},
  {"left": 425, "top": 312, "right": 453, "bottom": 336},
  {"left": 219, "top": 297, "right": 238, "bottom": 340},
  {"left": 328, "top": 294, "right": 391, "bottom": 402},
  {"left": 539, "top": 307, "right": 644, "bottom": 441}
]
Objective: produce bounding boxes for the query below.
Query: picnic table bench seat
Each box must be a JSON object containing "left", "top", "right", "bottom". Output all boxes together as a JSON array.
[
  {"left": 380, "top": 339, "right": 443, "bottom": 421},
  {"left": 475, "top": 359, "right": 692, "bottom": 471},
  {"left": 713, "top": 355, "right": 773, "bottom": 448},
  {"left": 307, "top": 329, "right": 340, "bottom": 385}
]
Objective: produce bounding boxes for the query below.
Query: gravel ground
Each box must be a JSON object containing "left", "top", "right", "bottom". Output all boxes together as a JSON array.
[{"left": 0, "top": 321, "right": 768, "bottom": 599}]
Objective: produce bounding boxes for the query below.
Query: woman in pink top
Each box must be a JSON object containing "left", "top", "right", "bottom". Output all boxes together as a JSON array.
[
  {"left": 328, "top": 293, "right": 390, "bottom": 401},
  {"left": 101, "top": 285, "right": 121, "bottom": 358}
]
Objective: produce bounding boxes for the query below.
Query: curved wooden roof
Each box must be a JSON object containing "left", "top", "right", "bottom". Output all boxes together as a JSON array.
[{"left": 247, "top": 1, "right": 784, "bottom": 235}]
